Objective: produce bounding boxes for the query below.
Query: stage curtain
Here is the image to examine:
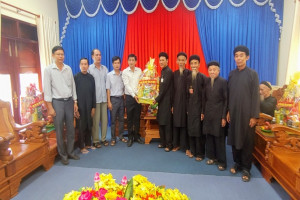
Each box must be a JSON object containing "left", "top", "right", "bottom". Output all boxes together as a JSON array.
[
  {"left": 58, "top": 4, "right": 128, "bottom": 74},
  {"left": 121, "top": 2, "right": 208, "bottom": 75},
  {"left": 195, "top": 0, "right": 281, "bottom": 84}
]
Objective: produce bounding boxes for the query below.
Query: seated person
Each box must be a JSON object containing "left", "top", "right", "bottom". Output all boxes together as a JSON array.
[{"left": 259, "top": 81, "right": 277, "bottom": 116}]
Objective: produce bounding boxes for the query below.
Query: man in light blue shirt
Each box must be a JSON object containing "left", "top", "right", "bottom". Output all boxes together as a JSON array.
[
  {"left": 106, "top": 56, "right": 127, "bottom": 146},
  {"left": 88, "top": 49, "right": 108, "bottom": 148}
]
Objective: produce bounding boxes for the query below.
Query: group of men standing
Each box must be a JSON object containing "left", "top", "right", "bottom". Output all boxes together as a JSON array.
[
  {"left": 44, "top": 45, "right": 260, "bottom": 182},
  {"left": 153, "top": 46, "right": 260, "bottom": 182}
]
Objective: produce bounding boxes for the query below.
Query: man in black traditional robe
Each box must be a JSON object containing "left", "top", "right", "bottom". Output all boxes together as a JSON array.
[
  {"left": 74, "top": 58, "right": 96, "bottom": 154},
  {"left": 203, "top": 61, "right": 227, "bottom": 170},
  {"left": 227, "top": 46, "right": 260, "bottom": 182},
  {"left": 260, "top": 81, "right": 277, "bottom": 116},
  {"left": 172, "top": 52, "right": 191, "bottom": 155},
  {"left": 154, "top": 52, "right": 173, "bottom": 152},
  {"left": 186, "top": 55, "right": 206, "bottom": 161}
]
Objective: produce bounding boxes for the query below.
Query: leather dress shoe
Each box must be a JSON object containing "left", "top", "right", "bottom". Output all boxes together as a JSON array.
[
  {"left": 61, "top": 158, "right": 69, "bottom": 165},
  {"left": 68, "top": 154, "right": 80, "bottom": 160},
  {"left": 136, "top": 138, "right": 144, "bottom": 144},
  {"left": 127, "top": 139, "right": 133, "bottom": 147}
]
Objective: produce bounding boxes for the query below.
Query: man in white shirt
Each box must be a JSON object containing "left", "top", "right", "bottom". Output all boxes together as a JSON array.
[
  {"left": 88, "top": 49, "right": 108, "bottom": 148},
  {"left": 122, "top": 54, "right": 144, "bottom": 147},
  {"left": 43, "top": 46, "right": 79, "bottom": 165}
]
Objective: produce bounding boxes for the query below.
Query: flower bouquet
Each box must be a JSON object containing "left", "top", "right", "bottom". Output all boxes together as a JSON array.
[
  {"left": 137, "top": 58, "right": 159, "bottom": 104},
  {"left": 63, "top": 173, "right": 190, "bottom": 200}
]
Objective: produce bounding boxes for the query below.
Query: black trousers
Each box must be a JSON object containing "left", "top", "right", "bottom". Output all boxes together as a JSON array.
[
  {"left": 159, "top": 123, "right": 172, "bottom": 149},
  {"left": 125, "top": 95, "right": 141, "bottom": 140},
  {"left": 173, "top": 127, "right": 188, "bottom": 150},
  {"left": 78, "top": 126, "right": 92, "bottom": 149},
  {"left": 206, "top": 134, "right": 227, "bottom": 167},
  {"left": 189, "top": 134, "right": 205, "bottom": 158},
  {"left": 232, "top": 132, "right": 254, "bottom": 172}
]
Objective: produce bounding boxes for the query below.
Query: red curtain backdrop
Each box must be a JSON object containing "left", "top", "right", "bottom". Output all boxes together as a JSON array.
[{"left": 121, "top": 2, "right": 208, "bottom": 76}]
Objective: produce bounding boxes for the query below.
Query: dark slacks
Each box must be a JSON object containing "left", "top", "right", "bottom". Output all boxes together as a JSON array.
[
  {"left": 189, "top": 135, "right": 205, "bottom": 158},
  {"left": 232, "top": 131, "right": 254, "bottom": 172},
  {"left": 78, "top": 126, "right": 92, "bottom": 149},
  {"left": 110, "top": 96, "right": 125, "bottom": 141},
  {"left": 159, "top": 123, "right": 172, "bottom": 149},
  {"left": 52, "top": 98, "right": 75, "bottom": 160},
  {"left": 125, "top": 95, "right": 141, "bottom": 140},
  {"left": 173, "top": 127, "right": 188, "bottom": 150},
  {"left": 206, "top": 134, "right": 227, "bottom": 167}
]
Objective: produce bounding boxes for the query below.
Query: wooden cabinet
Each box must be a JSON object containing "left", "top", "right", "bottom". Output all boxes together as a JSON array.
[{"left": 254, "top": 125, "right": 300, "bottom": 200}]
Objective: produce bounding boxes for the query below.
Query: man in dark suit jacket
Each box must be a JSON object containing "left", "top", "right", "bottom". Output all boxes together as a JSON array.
[
  {"left": 154, "top": 52, "right": 173, "bottom": 152},
  {"left": 203, "top": 61, "right": 227, "bottom": 170}
]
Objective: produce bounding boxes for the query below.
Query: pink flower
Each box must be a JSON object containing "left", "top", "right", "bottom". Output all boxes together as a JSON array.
[
  {"left": 99, "top": 188, "right": 107, "bottom": 197},
  {"left": 79, "top": 191, "right": 93, "bottom": 200},
  {"left": 121, "top": 176, "right": 127, "bottom": 186},
  {"left": 116, "top": 198, "right": 127, "bottom": 200},
  {"left": 94, "top": 172, "right": 100, "bottom": 182}
]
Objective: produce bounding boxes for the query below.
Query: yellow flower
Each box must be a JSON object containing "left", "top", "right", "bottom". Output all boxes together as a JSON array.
[
  {"left": 63, "top": 190, "right": 81, "bottom": 200},
  {"left": 105, "top": 191, "right": 118, "bottom": 200}
]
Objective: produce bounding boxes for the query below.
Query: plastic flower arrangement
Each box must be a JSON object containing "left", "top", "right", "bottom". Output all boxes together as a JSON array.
[{"left": 63, "top": 173, "right": 190, "bottom": 200}]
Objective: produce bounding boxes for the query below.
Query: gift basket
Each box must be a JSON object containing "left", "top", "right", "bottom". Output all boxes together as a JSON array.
[
  {"left": 137, "top": 58, "right": 159, "bottom": 104},
  {"left": 20, "top": 83, "right": 47, "bottom": 124},
  {"left": 275, "top": 72, "right": 300, "bottom": 128}
]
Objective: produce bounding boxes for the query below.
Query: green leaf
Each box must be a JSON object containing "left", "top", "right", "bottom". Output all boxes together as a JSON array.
[{"left": 124, "top": 178, "right": 133, "bottom": 199}]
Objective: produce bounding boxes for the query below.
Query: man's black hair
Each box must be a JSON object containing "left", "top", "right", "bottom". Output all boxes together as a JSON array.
[
  {"left": 128, "top": 54, "right": 137, "bottom": 61},
  {"left": 189, "top": 55, "right": 200, "bottom": 63},
  {"left": 159, "top": 52, "right": 168, "bottom": 60},
  {"left": 79, "top": 57, "right": 89, "bottom": 65},
  {"left": 177, "top": 52, "right": 187, "bottom": 59},
  {"left": 112, "top": 56, "right": 121, "bottom": 63},
  {"left": 52, "top": 46, "right": 64, "bottom": 54}
]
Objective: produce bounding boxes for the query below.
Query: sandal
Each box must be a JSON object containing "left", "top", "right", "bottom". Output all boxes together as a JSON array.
[
  {"left": 218, "top": 165, "right": 226, "bottom": 171},
  {"left": 93, "top": 142, "right": 102, "bottom": 149},
  {"left": 172, "top": 146, "right": 180, "bottom": 152},
  {"left": 120, "top": 138, "right": 128, "bottom": 143},
  {"left": 186, "top": 150, "right": 191, "bottom": 156},
  {"left": 195, "top": 157, "right": 203, "bottom": 161},
  {"left": 230, "top": 164, "right": 240, "bottom": 174},
  {"left": 80, "top": 148, "right": 89, "bottom": 154},
  {"left": 158, "top": 144, "right": 165, "bottom": 148},
  {"left": 188, "top": 154, "right": 194, "bottom": 158},
  {"left": 206, "top": 159, "right": 216, "bottom": 165},
  {"left": 86, "top": 146, "right": 96, "bottom": 150},
  {"left": 242, "top": 170, "right": 251, "bottom": 182},
  {"left": 110, "top": 141, "right": 116, "bottom": 146},
  {"left": 102, "top": 140, "right": 109, "bottom": 146},
  {"left": 164, "top": 147, "right": 171, "bottom": 152}
]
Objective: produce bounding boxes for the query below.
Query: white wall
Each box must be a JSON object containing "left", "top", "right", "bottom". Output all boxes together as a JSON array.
[
  {"left": 277, "top": 0, "right": 296, "bottom": 86},
  {"left": 1, "top": 0, "right": 58, "bottom": 23}
]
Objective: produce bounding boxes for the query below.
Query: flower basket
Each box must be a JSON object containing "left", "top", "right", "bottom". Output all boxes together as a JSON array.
[{"left": 63, "top": 173, "right": 190, "bottom": 200}]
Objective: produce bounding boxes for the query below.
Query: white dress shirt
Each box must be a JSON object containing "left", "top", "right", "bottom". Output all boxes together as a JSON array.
[{"left": 122, "top": 66, "right": 142, "bottom": 98}]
